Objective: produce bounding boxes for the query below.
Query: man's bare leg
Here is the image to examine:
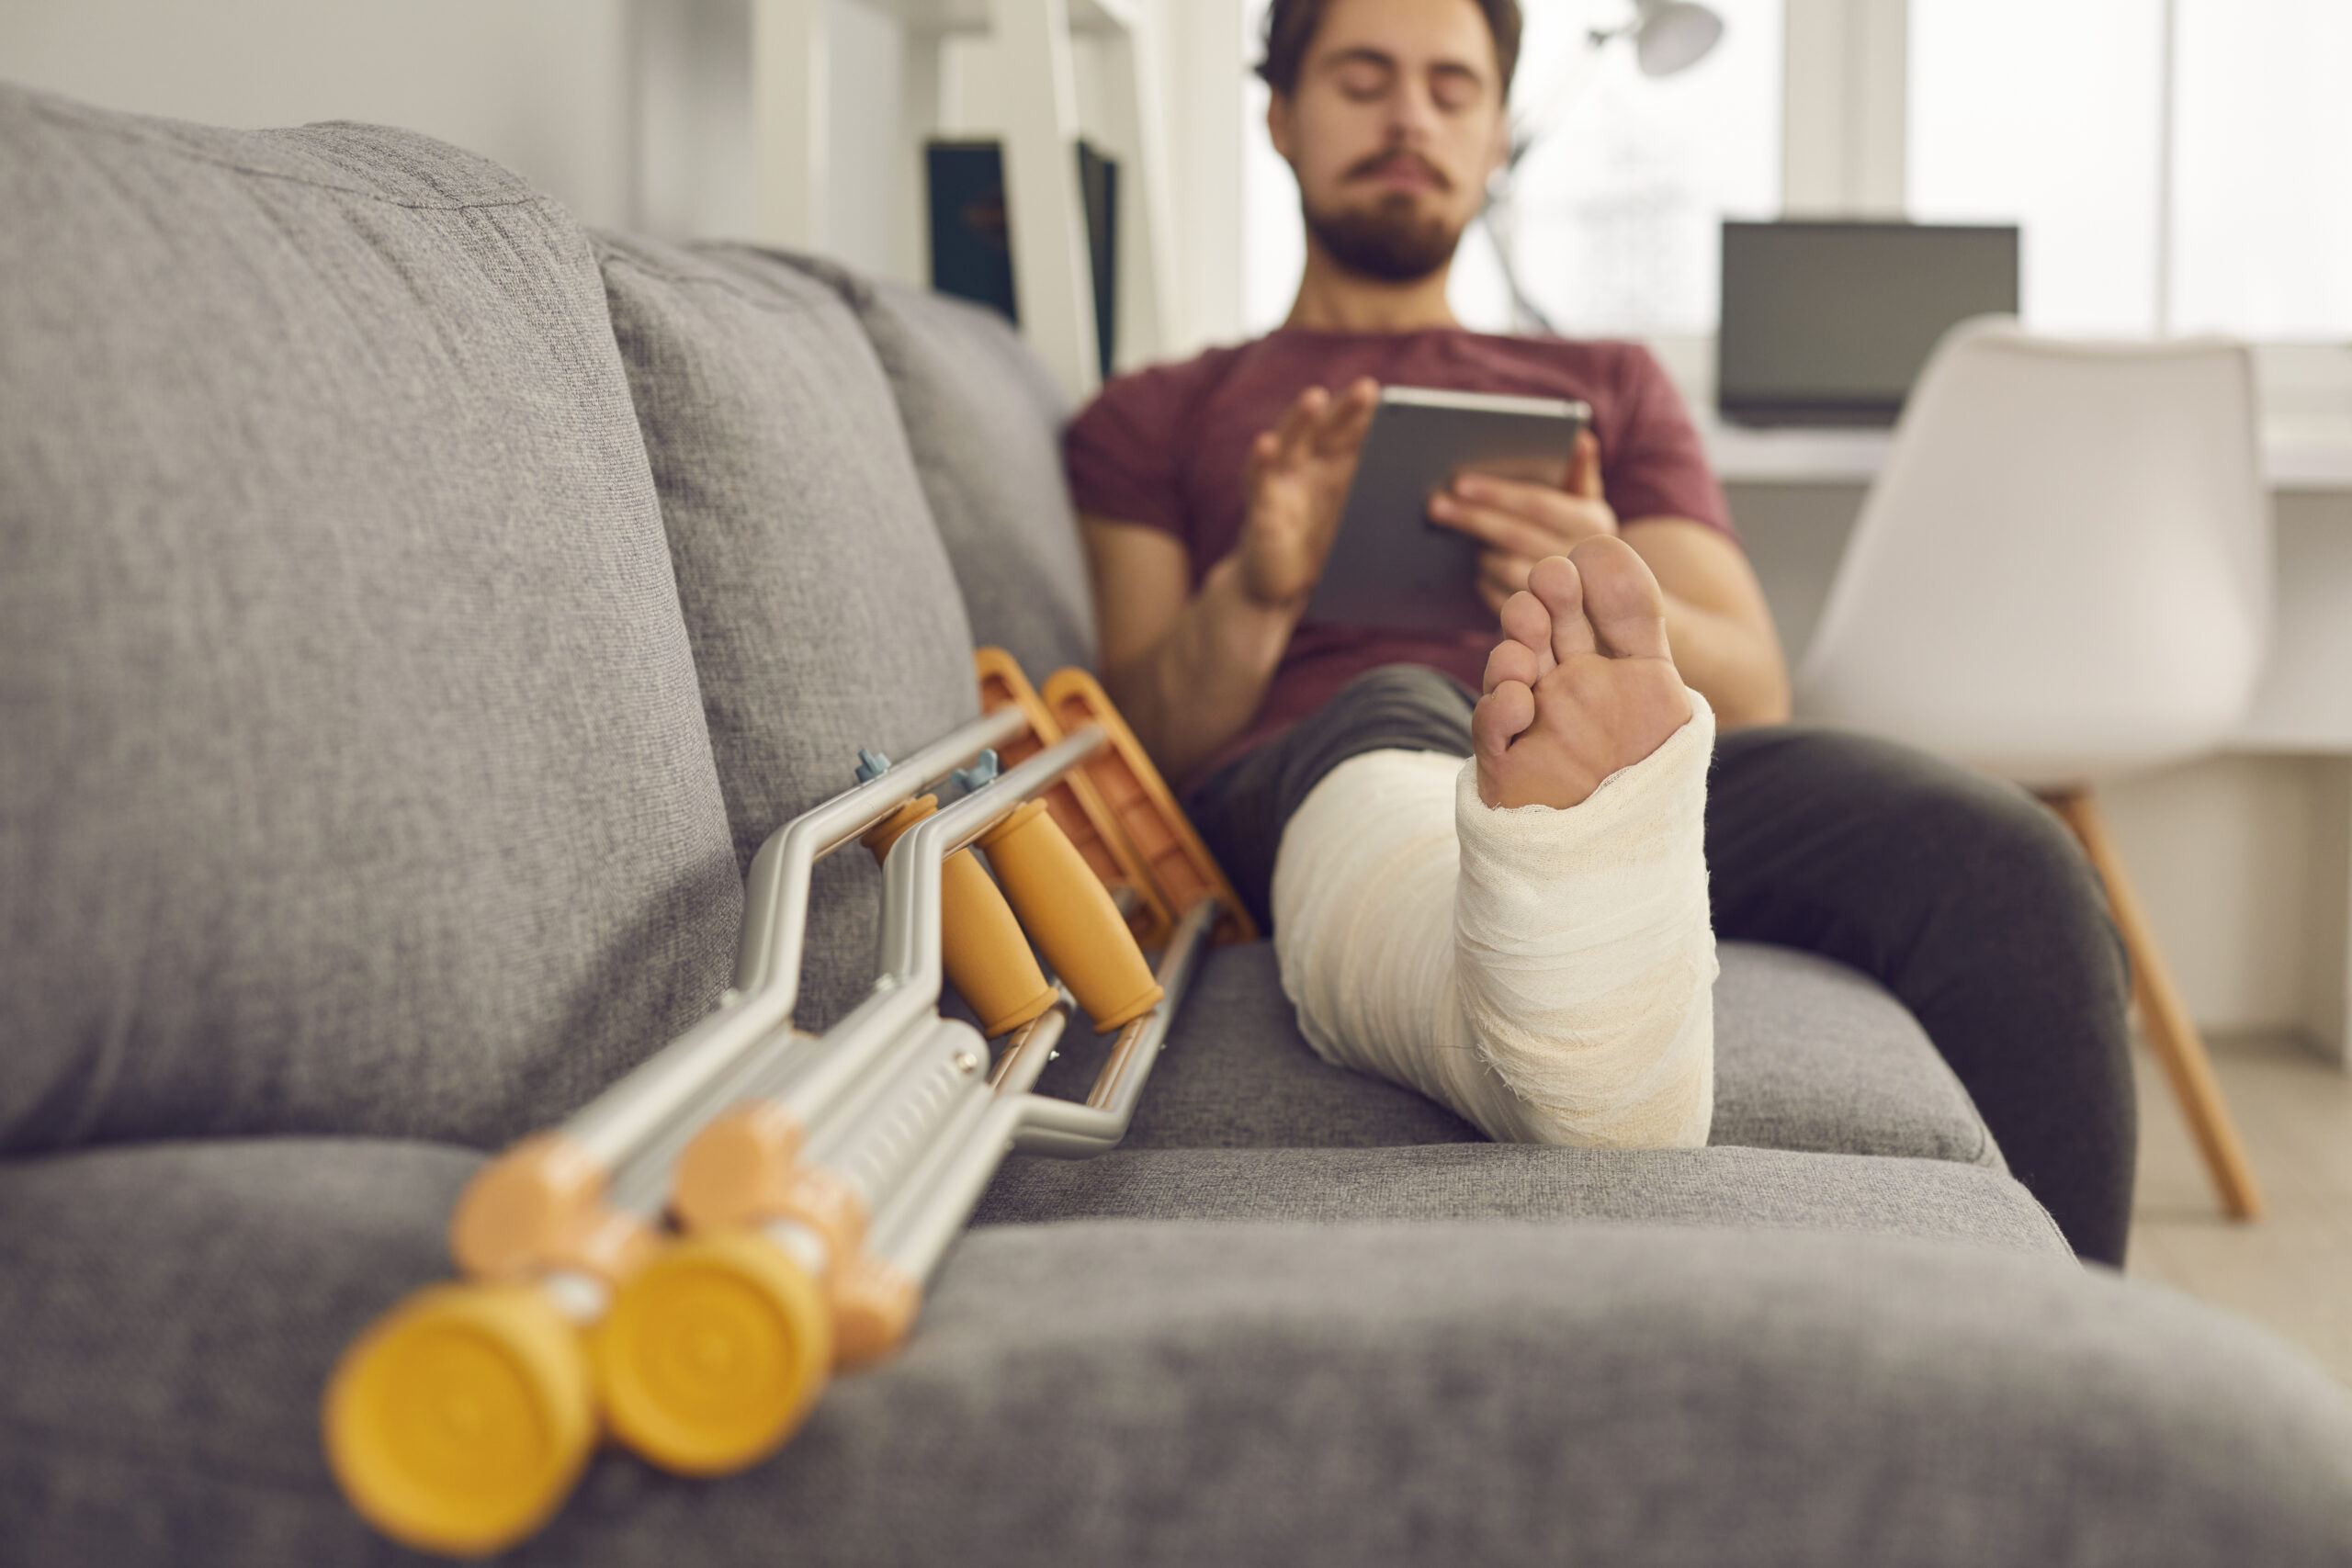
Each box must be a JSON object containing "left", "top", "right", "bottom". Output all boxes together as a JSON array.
[{"left": 1272, "top": 537, "right": 1718, "bottom": 1146}]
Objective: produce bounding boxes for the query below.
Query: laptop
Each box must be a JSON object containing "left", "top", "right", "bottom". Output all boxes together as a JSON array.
[{"left": 1716, "top": 220, "right": 2020, "bottom": 427}]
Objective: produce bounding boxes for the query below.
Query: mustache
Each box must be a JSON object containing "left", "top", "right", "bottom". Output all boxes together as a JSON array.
[{"left": 1341, "top": 149, "right": 1452, "bottom": 191}]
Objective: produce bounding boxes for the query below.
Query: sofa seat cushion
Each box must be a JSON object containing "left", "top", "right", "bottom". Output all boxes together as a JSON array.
[
  {"left": 594, "top": 236, "right": 978, "bottom": 1031},
  {"left": 0, "top": 88, "right": 742, "bottom": 1154},
  {"left": 773, "top": 253, "right": 1097, "bottom": 681},
  {"left": 1036, "top": 941, "right": 1998, "bottom": 1166},
  {"left": 1708, "top": 942, "right": 2001, "bottom": 1162},
  {"left": 6, "top": 1142, "right": 2350, "bottom": 1567},
  {"left": 975, "top": 1145, "right": 2063, "bottom": 1252}
]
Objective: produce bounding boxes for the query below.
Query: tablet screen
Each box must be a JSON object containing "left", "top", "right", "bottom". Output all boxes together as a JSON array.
[{"left": 1304, "top": 387, "right": 1589, "bottom": 635}]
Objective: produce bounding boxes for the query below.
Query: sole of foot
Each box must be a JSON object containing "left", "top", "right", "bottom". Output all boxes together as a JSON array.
[{"left": 1472, "top": 536, "right": 1694, "bottom": 811}]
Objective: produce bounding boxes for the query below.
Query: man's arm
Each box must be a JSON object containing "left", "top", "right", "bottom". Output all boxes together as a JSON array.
[
  {"left": 1082, "top": 378, "right": 1381, "bottom": 777},
  {"left": 1617, "top": 519, "right": 1791, "bottom": 728},
  {"left": 1084, "top": 518, "right": 1299, "bottom": 780}
]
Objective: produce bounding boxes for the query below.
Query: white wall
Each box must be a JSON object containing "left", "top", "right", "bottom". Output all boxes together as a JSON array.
[
  {"left": 630, "top": 0, "right": 926, "bottom": 281},
  {"left": 2, "top": 0, "right": 1238, "bottom": 338},
  {"left": 0, "top": 0, "right": 638, "bottom": 227},
  {"left": 821, "top": 0, "right": 910, "bottom": 280},
  {"left": 632, "top": 0, "right": 756, "bottom": 241},
  {"left": 2101, "top": 753, "right": 2350, "bottom": 1047}
]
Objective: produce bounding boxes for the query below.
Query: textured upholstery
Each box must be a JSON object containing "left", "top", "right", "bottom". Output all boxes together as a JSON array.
[
  {"left": 0, "top": 87, "right": 742, "bottom": 1153},
  {"left": 1710, "top": 942, "right": 2001, "bottom": 1163},
  {"left": 594, "top": 235, "right": 978, "bottom": 1030},
  {"left": 771, "top": 250, "right": 1098, "bottom": 680},
  {"left": 0, "top": 1140, "right": 475, "bottom": 1559},
  {"left": 1035, "top": 941, "right": 1998, "bottom": 1166},
  {"left": 6, "top": 1144, "right": 2348, "bottom": 1568},
  {"left": 975, "top": 1144, "right": 2062, "bottom": 1249}
]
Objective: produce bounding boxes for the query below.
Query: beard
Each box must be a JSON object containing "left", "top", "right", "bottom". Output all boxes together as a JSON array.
[{"left": 1302, "top": 188, "right": 1465, "bottom": 284}]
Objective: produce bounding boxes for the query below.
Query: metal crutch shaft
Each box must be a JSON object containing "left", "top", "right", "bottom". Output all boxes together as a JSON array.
[
  {"left": 444, "top": 707, "right": 1030, "bottom": 1287},
  {"left": 322, "top": 708, "right": 1027, "bottom": 1557}
]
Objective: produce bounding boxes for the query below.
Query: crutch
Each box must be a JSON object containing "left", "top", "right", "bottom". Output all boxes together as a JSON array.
[
  {"left": 322, "top": 654, "right": 1248, "bottom": 1556},
  {"left": 604, "top": 698, "right": 1238, "bottom": 1475}
]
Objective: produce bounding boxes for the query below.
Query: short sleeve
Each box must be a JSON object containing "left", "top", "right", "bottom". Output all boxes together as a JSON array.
[
  {"left": 1063, "top": 357, "right": 1199, "bottom": 540},
  {"left": 1602, "top": 344, "right": 1737, "bottom": 541}
]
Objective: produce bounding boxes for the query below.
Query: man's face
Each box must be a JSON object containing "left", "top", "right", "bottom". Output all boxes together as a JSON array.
[{"left": 1269, "top": 0, "right": 1510, "bottom": 284}]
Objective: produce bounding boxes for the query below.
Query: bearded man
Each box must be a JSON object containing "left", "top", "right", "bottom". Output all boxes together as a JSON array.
[{"left": 1063, "top": 0, "right": 2136, "bottom": 1265}]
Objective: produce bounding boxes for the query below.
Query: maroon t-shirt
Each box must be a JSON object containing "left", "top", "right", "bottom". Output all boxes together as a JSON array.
[{"left": 1065, "top": 325, "right": 1733, "bottom": 784}]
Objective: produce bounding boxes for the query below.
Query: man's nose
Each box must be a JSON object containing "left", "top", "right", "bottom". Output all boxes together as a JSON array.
[{"left": 1380, "top": 76, "right": 1442, "bottom": 145}]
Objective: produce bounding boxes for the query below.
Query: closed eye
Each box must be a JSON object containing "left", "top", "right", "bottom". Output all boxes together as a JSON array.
[
  {"left": 1331, "top": 55, "right": 1395, "bottom": 101},
  {"left": 1430, "top": 65, "right": 1486, "bottom": 111}
]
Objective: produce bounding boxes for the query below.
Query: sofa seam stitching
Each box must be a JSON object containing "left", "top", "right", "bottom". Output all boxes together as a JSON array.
[
  {"left": 30, "top": 100, "right": 552, "bottom": 214},
  {"left": 594, "top": 245, "right": 841, "bottom": 323}
]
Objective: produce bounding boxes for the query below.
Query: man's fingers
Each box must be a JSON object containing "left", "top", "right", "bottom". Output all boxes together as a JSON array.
[
  {"left": 1428, "top": 495, "right": 1556, "bottom": 560},
  {"left": 1244, "top": 427, "right": 1281, "bottom": 487},
  {"left": 1453, "top": 471, "right": 1560, "bottom": 511},
  {"left": 1567, "top": 429, "right": 1602, "bottom": 499},
  {"left": 1477, "top": 548, "right": 1531, "bottom": 604},
  {"left": 1325, "top": 376, "right": 1379, "bottom": 422},
  {"left": 1312, "top": 377, "right": 1380, "bottom": 456},
  {"left": 1269, "top": 385, "right": 1328, "bottom": 466}
]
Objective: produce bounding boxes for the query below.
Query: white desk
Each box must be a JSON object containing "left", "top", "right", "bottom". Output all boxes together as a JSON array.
[
  {"left": 1701, "top": 419, "right": 2352, "bottom": 492},
  {"left": 1651, "top": 333, "right": 2352, "bottom": 497}
]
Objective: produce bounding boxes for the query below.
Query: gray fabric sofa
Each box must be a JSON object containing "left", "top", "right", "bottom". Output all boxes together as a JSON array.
[{"left": 3, "top": 84, "right": 2348, "bottom": 1566}]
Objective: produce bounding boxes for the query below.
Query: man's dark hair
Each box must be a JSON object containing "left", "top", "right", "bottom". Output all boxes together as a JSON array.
[{"left": 1256, "top": 0, "right": 1523, "bottom": 99}]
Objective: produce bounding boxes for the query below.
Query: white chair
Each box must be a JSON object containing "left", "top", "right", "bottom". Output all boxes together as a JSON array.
[{"left": 1797, "top": 317, "right": 2273, "bottom": 1219}]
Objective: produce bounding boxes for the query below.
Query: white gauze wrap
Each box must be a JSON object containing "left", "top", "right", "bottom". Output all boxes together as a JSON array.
[{"left": 1271, "top": 694, "right": 1717, "bottom": 1147}]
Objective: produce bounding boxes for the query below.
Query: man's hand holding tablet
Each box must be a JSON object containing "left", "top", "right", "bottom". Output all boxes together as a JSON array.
[
  {"left": 1235, "top": 377, "right": 1382, "bottom": 610},
  {"left": 1429, "top": 427, "right": 1616, "bottom": 612},
  {"left": 1302, "top": 386, "right": 1592, "bottom": 634}
]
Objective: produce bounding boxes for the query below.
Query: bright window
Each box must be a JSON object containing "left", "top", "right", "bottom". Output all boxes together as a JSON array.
[
  {"left": 1913, "top": 0, "right": 2352, "bottom": 341},
  {"left": 1491, "top": 0, "right": 1782, "bottom": 335},
  {"left": 2172, "top": 0, "right": 2352, "bottom": 339},
  {"left": 1909, "top": 0, "right": 2164, "bottom": 336}
]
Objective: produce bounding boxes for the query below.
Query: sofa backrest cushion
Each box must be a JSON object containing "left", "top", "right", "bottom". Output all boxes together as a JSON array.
[
  {"left": 594, "top": 236, "right": 978, "bottom": 1030},
  {"left": 763, "top": 252, "right": 1097, "bottom": 680},
  {"left": 0, "top": 89, "right": 745, "bottom": 1153}
]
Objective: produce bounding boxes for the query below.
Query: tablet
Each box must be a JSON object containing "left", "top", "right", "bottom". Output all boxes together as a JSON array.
[{"left": 1303, "top": 386, "right": 1590, "bottom": 635}]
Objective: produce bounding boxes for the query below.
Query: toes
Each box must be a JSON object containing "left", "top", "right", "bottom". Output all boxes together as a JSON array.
[
  {"left": 1569, "top": 536, "right": 1671, "bottom": 660},
  {"left": 1482, "top": 635, "right": 1543, "bottom": 695},
  {"left": 1472, "top": 680, "right": 1536, "bottom": 776},
  {"left": 1498, "top": 591, "right": 1556, "bottom": 678},
  {"left": 1526, "top": 555, "right": 1597, "bottom": 664}
]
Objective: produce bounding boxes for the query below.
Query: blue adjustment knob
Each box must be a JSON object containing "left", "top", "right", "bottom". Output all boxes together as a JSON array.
[{"left": 950, "top": 750, "right": 1001, "bottom": 795}]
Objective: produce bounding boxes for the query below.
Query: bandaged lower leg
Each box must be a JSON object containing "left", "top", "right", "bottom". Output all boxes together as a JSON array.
[{"left": 1271, "top": 540, "right": 1719, "bottom": 1147}]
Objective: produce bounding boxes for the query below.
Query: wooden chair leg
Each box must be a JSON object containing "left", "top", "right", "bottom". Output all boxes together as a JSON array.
[{"left": 2042, "top": 788, "right": 2267, "bottom": 1221}]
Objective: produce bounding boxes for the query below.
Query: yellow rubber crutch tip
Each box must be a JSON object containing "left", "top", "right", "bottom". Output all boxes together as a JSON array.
[
  {"left": 592, "top": 1230, "right": 834, "bottom": 1477},
  {"left": 322, "top": 1280, "right": 596, "bottom": 1558}
]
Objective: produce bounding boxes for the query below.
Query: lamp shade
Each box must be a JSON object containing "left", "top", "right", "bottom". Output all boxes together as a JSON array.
[{"left": 1634, "top": 0, "right": 1725, "bottom": 76}]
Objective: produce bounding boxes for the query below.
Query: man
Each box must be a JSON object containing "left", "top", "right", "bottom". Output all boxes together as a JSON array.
[{"left": 1066, "top": 0, "right": 2135, "bottom": 1262}]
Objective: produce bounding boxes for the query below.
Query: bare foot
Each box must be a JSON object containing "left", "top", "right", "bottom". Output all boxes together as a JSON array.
[{"left": 1472, "top": 536, "right": 1693, "bottom": 809}]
